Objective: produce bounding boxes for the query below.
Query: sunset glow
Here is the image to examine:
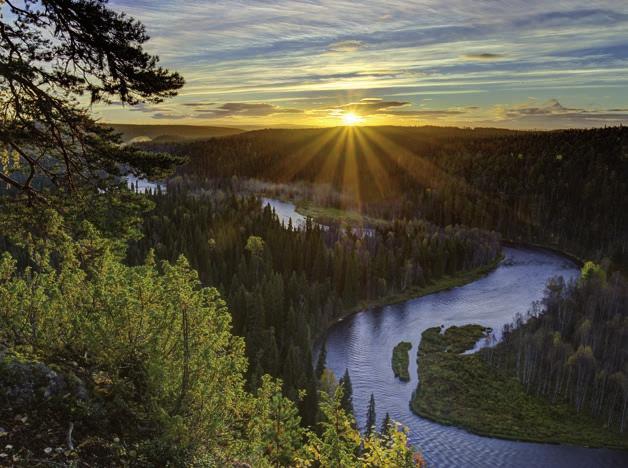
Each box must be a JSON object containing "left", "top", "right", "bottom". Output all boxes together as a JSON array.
[
  {"left": 92, "top": 0, "right": 628, "bottom": 129},
  {"left": 342, "top": 112, "right": 363, "bottom": 126}
]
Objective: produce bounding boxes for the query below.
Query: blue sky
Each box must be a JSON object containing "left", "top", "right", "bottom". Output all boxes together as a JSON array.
[{"left": 99, "top": 0, "right": 628, "bottom": 128}]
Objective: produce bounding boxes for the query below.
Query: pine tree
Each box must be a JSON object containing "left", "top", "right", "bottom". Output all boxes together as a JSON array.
[
  {"left": 315, "top": 340, "right": 327, "bottom": 380},
  {"left": 380, "top": 412, "right": 393, "bottom": 438},
  {"left": 339, "top": 368, "right": 354, "bottom": 417},
  {"left": 366, "top": 393, "right": 376, "bottom": 436}
]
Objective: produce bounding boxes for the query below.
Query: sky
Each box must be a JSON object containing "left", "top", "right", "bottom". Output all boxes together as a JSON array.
[{"left": 98, "top": 0, "right": 628, "bottom": 129}]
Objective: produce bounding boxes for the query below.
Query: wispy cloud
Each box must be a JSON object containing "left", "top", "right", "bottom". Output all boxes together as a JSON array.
[
  {"left": 196, "top": 102, "right": 303, "bottom": 117},
  {"left": 492, "top": 98, "right": 628, "bottom": 128},
  {"left": 462, "top": 53, "right": 506, "bottom": 61},
  {"left": 99, "top": 0, "right": 628, "bottom": 128},
  {"left": 327, "top": 40, "right": 365, "bottom": 53}
]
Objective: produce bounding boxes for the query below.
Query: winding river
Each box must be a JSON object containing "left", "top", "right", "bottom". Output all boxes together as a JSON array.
[{"left": 263, "top": 198, "right": 628, "bottom": 467}]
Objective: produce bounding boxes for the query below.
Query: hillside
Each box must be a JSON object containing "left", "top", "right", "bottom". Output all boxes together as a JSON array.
[
  {"left": 107, "top": 123, "right": 244, "bottom": 143},
  {"left": 143, "top": 125, "right": 628, "bottom": 268}
]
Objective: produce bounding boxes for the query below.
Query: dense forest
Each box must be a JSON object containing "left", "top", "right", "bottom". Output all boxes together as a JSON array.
[
  {"left": 125, "top": 178, "right": 501, "bottom": 424},
  {"left": 0, "top": 1, "right": 426, "bottom": 465},
  {"left": 2, "top": 0, "right": 627, "bottom": 465},
  {"left": 145, "top": 125, "right": 627, "bottom": 267},
  {"left": 484, "top": 263, "right": 628, "bottom": 432}
]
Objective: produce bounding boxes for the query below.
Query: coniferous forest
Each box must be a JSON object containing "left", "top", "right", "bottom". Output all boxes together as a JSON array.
[
  {"left": 146, "top": 126, "right": 627, "bottom": 268},
  {"left": 1, "top": 1, "right": 627, "bottom": 467},
  {"left": 125, "top": 179, "right": 500, "bottom": 425}
]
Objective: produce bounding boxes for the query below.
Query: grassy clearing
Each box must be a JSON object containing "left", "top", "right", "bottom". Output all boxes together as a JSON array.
[
  {"left": 392, "top": 342, "right": 412, "bottom": 381},
  {"left": 411, "top": 325, "right": 628, "bottom": 449},
  {"left": 295, "top": 201, "right": 389, "bottom": 228}
]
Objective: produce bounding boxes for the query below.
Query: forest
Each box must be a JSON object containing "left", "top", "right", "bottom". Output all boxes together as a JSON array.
[
  {"left": 486, "top": 263, "right": 628, "bottom": 433},
  {"left": 1, "top": 0, "right": 627, "bottom": 466},
  {"left": 125, "top": 177, "right": 501, "bottom": 425},
  {"left": 0, "top": 1, "right": 428, "bottom": 465},
  {"left": 411, "top": 264, "right": 628, "bottom": 447},
  {"left": 145, "top": 125, "right": 627, "bottom": 269}
]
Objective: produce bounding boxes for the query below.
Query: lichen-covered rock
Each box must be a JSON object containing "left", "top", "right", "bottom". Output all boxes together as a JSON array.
[{"left": 0, "top": 349, "right": 87, "bottom": 410}]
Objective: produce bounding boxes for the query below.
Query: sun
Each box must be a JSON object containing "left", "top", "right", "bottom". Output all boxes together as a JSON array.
[{"left": 342, "top": 112, "right": 363, "bottom": 126}]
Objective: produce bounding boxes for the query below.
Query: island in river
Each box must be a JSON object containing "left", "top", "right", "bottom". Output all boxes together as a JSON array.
[
  {"left": 411, "top": 325, "right": 628, "bottom": 450},
  {"left": 392, "top": 341, "right": 412, "bottom": 381}
]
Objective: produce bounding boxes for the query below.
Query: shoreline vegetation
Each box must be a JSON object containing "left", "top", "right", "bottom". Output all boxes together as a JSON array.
[
  {"left": 411, "top": 326, "right": 628, "bottom": 450},
  {"left": 392, "top": 342, "right": 413, "bottom": 381},
  {"left": 344, "top": 253, "right": 504, "bottom": 316},
  {"left": 311, "top": 253, "right": 504, "bottom": 345},
  {"left": 292, "top": 197, "right": 585, "bottom": 269}
]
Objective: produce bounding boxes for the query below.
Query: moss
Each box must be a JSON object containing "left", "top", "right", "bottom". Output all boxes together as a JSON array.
[
  {"left": 410, "top": 325, "right": 628, "bottom": 449},
  {"left": 392, "top": 342, "right": 412, "bottom": 381}
]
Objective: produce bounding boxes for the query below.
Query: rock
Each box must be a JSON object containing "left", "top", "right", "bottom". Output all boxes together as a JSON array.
[{"left": 0, "top": 353, "right": 88, "bottom": 409}]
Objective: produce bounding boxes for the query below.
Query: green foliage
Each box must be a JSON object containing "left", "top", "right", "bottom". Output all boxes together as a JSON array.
[
  {"left": 1, "top": 0, "right": 185, "bottom": 203},
  {"left": 298, "top": 386, "right": 361, "bottom": 466},
  {"left": 392, "top": 342, "right": 412, "bottom": 381},
  {"left": 315, "top": 341, "right": 327, "bottom": 380},
  {"left": 248, "top": 375, "right": 306, "bottom": 466},
  {"left": 0, "top": 222, "right": 423, "bottom": 465},
  {"left": 246, "top": 235, "right": 266, "bottom": 257},
  {"left": 493, "top": 272, "right": 628, "bottom": 434},
  {"left": 298, "top": 386, "right": 419, "bottom": 467},
  {"left": 0, "top": 226, "right": 251, "bottom": 464},
  {"left": 319, "top": 368, "right": 338, "bottom": 397},
  {"left": 580, "top": 260, "right": 607, "bottom": 284},
  {"left": 126, "top": 182, "right": 501, "bottom": 424},
  {"left": 411, "top": 325, "right": 628, "bottom": 449}
]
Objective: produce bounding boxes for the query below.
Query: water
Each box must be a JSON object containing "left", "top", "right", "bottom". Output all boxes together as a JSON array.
[
  {"left": 264, "top": 198, "right": 628, "bottom": 467},
  {"left": 126, "top": 175, "right": 165, "bottom": 194},
  {"left": 262, "top": 197, "right": 373, "bottom": 236},
  {"left": 262, "top": 197, "right": 307, "bottom": 228}
]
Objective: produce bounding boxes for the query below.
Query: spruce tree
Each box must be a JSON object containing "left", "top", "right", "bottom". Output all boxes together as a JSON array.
[
  {"left": 315, "top": 340, "right": 327, "bottom": 380},
  {"left": 366, "top": 393, "right": 376, "bottom": 436},
  {"left": 380, "top": 412, "right": 392, "bottom": 438},
  {"left": 338, "top": 368, "right": 354, "bottom": 417}
]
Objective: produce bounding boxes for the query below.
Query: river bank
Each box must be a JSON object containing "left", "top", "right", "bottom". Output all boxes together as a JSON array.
[
  {"left": 339, "top": 253, "right": 504, "bottom": 319},
  {"left": 411, "top": 325, "right": 628, "bottom": 450}
]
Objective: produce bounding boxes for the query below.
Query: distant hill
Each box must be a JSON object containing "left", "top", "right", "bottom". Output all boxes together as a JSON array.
[
  {"left": 143, "top": 125, "right": 627, "bottom": 267},
  {"left": 107, "top": 123, "right": 245, "bottom": 143}
]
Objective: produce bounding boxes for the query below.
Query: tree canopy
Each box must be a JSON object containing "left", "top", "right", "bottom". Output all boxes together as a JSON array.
[{"left": 0, "top": 0, "right": 185, "bottom": 203}]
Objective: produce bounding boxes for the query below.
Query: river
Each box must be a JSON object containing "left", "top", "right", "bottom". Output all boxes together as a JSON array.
[{"left": 262, "top": 198, "right": 628, "bottom": 468}]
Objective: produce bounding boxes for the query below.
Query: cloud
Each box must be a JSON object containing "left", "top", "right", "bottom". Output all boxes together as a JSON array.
[
  {"left": 101, "top": 1, "right": 628, "bottom": 129},
  {"left": 335, "top": 98, "right": 410, "bottom": 115},
  {"left": 182, "top": 102, "right": 215, "bottom": 107},
  {"left": 152, "top": 112, "right": 187, "bottom": 120},
  {"left": 128, "top": 103, "right": 175, "bottom": 113},
  {"left": 385, "top": 109, "right": 466, "bottom": 117},
  {"left": 494, "top": 98, "right": 628, "bottom": 127},
  {"left": 194, "top": 102, "right": 304, "bottom": 118},
  {"left": 462, "top": 53, "right": 506, "bottom": 61},
  {"left": 501, "top": 99, "right": 583, "bottom": 118},
  {"left": 327, "top": 40, "right": 365, "bottom": 53},
  {"left": 323, "top": 97, "right": 467, "bottom": 120}
]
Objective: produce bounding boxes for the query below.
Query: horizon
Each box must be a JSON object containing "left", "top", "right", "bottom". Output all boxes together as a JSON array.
[
  {"left": 86, "top": 0, "right": 628, "bottom": 130},
  {"left": 104, "top": 121, "right": 625, "bottom": 132}
]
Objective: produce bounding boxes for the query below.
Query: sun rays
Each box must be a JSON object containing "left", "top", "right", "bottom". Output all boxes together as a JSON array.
[
  {"left": 341, "top": 112, "right": 364, "bottom": 126},
  {"left": 258, "top": 125, "right": 536, "bottom": 233}
]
